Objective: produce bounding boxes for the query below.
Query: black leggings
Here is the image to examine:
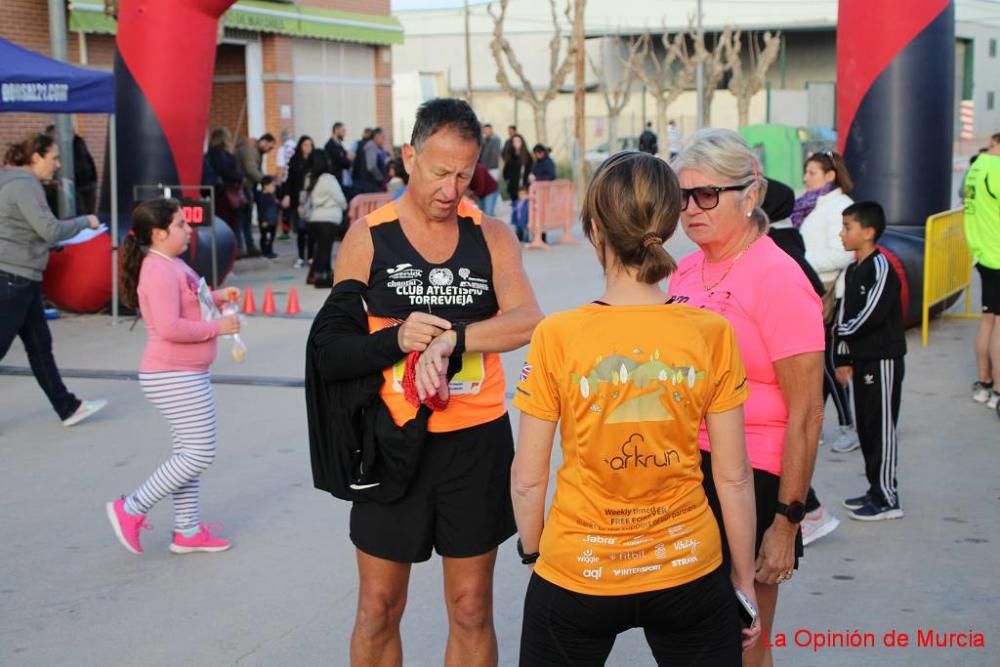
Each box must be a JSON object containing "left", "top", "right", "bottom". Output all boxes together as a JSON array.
[
  {"left": 519, "top": 569, "right": 741, "bottom": 666},
  {"left": 823, "top": 316, "right": 854, "bottom": 427}
]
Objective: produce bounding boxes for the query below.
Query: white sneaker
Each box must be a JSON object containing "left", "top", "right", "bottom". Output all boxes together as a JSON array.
[
  {"left": 987, "top": 391, "right": 1000, "bottom": 410},
  {"left": 972, "top": 381, "right": 992, "bottom": 403},
  {"left": 801, "top": 506, "right": 840, "bottom": 546},
  {"left": 63, "top": 399, "right": 108, "bottom": 427},
  {"left": 830, "top": 426, "right": 860, "bottom": 453},
  {"left": 293, "top": 258, "right": 305, "bottom": 269}
]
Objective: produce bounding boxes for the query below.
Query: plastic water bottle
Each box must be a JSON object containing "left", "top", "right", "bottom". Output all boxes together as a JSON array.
[{"left": 221, "top": 300, "right": 247, "bottom": 363}]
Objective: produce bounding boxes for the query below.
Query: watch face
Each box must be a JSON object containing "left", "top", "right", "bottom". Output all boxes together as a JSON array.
[{"left": 786, "top": 502, "right": 807, "bottom": 523}]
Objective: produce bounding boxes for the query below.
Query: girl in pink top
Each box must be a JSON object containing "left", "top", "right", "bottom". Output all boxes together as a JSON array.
[{"left": 105, "top": 199, "right": 241, "bottom": 556}]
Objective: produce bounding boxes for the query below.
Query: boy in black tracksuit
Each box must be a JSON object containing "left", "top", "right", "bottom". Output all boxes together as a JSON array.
[{"left": 834, "top": 202, "right": 907, "bottom": 521}]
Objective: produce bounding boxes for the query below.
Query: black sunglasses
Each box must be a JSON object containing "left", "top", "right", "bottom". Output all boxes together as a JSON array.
[{"left": 680, "top": 182, "right": 753, "bottom": 211}]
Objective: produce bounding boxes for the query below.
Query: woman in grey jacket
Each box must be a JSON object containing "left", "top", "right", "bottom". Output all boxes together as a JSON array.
[{"left": 0, "top": 133, "right": 107, "bottom": 426}]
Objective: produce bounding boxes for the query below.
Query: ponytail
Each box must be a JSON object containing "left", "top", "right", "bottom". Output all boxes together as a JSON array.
[
  {"left": 119, "top": 234, "right": 144, "bottom": 309},
  {"left": 582, "top": 151, "right": 681, "bottom": 285},
  {"left": 636, "top": 238, "right": 678, "bottom": 285},
  {"left": 119, "top": 198, "right": 180, "bottom": 309}
]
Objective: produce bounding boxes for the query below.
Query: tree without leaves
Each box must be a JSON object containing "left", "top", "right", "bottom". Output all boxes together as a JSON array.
[
  {"left": 694, "top": 25, "right": 734, "bottom": 126},
  {"left": 725, "top": 30, "right": 782, "bottom": 127},
  {"left": 632, "top": 23, "right": 698, "bottom": 144},
  {"left": 488, "top": 0, "right": 577, "bottom": 145},
  {"left": 588, "top": 36, "right": 644, "bottom": 150}
]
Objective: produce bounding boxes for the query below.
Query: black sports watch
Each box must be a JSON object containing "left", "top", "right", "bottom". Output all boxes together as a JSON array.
[
  {"left": 516, "top": 538, "right": 540, "bottom": 565},
  {"left": 775, "top": 501, "right": 807, "bottom": 524}
]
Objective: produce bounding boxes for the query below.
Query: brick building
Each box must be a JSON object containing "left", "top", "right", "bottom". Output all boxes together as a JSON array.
[{"left": 1, "top": 0, "right": 401, "bottom": 189}]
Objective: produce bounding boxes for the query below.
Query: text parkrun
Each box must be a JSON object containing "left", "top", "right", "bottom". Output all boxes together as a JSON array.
[
  {"left": 1, "top": 82, "right": 69, "bottom": 103},
  {"left": 766, "top": 628, "right": 986, "bottom": 651},
  {"left": 603, "top": 435, "right": 681, "bottom": 471}
]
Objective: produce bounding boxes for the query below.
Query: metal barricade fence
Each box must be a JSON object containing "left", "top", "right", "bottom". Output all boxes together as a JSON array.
[
  {"left": 526, "top": 180, "right": 579, "bottom": 250},
  {"left": 349, "top": 192, "right": 393, "bottom": 224},
  {"left": 922, "top": 208, "right": 978, "bottom": 347}
]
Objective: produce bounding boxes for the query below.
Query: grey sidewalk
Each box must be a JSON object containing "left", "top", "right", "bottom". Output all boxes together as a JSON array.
[{"left": 1, "top": 232, "right": 998, "bottom": 666}]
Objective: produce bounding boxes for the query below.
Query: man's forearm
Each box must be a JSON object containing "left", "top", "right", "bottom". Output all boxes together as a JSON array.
[{"left": 464, "top": 305, "right": 541, "bottom": 353}]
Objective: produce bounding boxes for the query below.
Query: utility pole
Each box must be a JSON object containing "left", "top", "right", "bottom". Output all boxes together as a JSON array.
[
  {"left": 573, "top": 0, "right": 585, "bottom": 195},
  {"left": 48, "top": 0, "right": 76, "bottom": 217},
  {"left": 695, "top": 0, "right": 704, "bottom": 129},
  {"left": 464, "top": 0, "right": 473, "bottom": 106}
]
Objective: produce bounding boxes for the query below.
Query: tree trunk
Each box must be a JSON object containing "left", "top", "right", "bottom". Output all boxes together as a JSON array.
[
  {"left": 738, "top": 95, "right": 751, "bottom": 128},
  {"left": 607, "top": 112, "right": 619, "bottom": 151},
  {"left": 534, "top": 106, "right": 548, "bottom": 147},
  {"left": 703, "top": 89, "right": 716, "bottom": 127},
  {"left": 656, "top": 98, "right": 668, "bottom": 152},
  {"left": 573, "top": 0, "right": 585, "bottom": 199}
]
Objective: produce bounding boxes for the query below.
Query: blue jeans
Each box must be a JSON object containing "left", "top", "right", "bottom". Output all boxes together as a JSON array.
[
  {"left": 239, "top": 203, "right": 257, "bottom": 254},
  {"left": 0, "top": 270, "right": 80, "bottom": 420},
  {"left": 479, "top": 191, "right": 499, "bottom": 217}
]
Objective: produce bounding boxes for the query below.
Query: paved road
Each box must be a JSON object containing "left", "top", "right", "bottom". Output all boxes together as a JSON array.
[{"left": 2, "top": 226, "right": 997, "bottom": 666}]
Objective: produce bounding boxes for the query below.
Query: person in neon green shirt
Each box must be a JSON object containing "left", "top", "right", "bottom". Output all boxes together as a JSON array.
[{"left": 963, "top": 132, "right": 1000, "bottom": 409}]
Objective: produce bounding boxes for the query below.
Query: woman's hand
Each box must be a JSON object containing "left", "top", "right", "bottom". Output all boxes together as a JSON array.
[
  {"left": 835, "top": 365, "right": 852, "bottom": 386},
  {"left": 214, "top": 286, "right": 241, "bottom": 303},
  {"left": 754, "top": 519, "right": 797, "bottom": 585},
  {"left": 281, "top": 195, "right": 291, "bottom": 209},
  {"left": 735, "top": 585, "right": 762, "bottom": 651},
  {"left": 216, "top": 314, "right": 241, "bottom": 335},
  {"left": 415, "top": 330, "right": 457, "bottom": 401},
  {"left": 87, "top": 215, "right": 100, "bottom": 229},
  {"left": 396, "top": 312, "right": 451, "bottom": 353}
]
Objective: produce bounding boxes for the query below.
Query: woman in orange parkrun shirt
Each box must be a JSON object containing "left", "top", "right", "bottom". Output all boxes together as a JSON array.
[{"left": 511, "top": 151, "right": 760, "bottom": 665}]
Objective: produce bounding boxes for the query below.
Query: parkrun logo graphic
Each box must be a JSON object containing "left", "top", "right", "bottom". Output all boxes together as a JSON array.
[{"left": 603, "top": 434, "right": 681, "bottom": 471}]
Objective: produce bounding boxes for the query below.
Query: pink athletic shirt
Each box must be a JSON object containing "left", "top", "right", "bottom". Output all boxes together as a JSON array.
[
  {"left": 667, "top": 235, "right": 824, "bottom": 475},
  {"left": 137, "top": 252, "right": 223, "bottom": 372}
]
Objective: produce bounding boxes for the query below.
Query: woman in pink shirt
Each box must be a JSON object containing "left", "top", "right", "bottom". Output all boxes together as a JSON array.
[
  {"left": 667, "top": 129, "right": 825, "bottom": 667},
  {"left": 106, "top": 199, "right": 240, "bottom": 555}
]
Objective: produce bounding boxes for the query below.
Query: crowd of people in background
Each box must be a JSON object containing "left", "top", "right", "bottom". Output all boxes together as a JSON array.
[{"left": 200, "top": 122, "right": 399, "bottom": 287}]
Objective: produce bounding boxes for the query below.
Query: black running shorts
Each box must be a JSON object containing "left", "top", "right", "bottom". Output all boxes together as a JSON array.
[
  {"left": 976, "top": 263, "right": 1000, "bottom": 314},
  {"left": 519, "top": 568, "right": 741, "bottom": 666},
  {"left": 700, "top": 455, "right": 804, "bottom": 571},
  {"left": 350, "top": 413, "right": 517, "bottom": 562}
]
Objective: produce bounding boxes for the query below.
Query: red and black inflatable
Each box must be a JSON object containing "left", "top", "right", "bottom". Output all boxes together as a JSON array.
[
  {"left": 838, "top": 0, "right": 955, "bottom": 326},
  {"left": 106, "top": 0, "right": 238, "bottom": 285}
]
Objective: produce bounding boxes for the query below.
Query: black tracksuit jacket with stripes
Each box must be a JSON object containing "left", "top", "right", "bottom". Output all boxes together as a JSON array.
[{"left": 834, "top": 249, "right": 907, "bottom": 365}]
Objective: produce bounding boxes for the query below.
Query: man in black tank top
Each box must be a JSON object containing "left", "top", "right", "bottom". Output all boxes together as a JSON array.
[{"left": 332, "top": 98, "right": 543, "bottom": 666}]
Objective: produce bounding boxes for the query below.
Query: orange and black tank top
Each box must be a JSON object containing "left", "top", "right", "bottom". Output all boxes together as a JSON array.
[{"left": 366, "top": 200, "right": 507, "bottom": 433}]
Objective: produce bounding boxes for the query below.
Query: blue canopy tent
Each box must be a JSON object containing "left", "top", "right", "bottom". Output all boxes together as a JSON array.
[{"left": 0, "top": 37, "right": 122, "bottom": 322}]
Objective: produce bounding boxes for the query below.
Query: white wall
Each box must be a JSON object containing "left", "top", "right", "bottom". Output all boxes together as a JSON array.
[
  {"left": 957, "top": 21, "right": 1000, "bottom": 137},
  {"left": 292, "top": 40, "right": 377, "bottom": 144}
]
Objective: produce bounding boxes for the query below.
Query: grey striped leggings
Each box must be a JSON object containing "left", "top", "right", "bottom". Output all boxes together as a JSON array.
[{"left": 128, "top": 371, "right": 216, "bottom": 531}]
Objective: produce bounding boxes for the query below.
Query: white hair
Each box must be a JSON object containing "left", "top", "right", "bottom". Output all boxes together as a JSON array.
[{"left": 671, "top": 128, "right": 769, "bottom": 231}]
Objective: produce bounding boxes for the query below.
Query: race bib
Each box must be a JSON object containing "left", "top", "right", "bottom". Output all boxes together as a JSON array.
[{"left": 392, "top": 352, "right": 486, "bottom": 395}]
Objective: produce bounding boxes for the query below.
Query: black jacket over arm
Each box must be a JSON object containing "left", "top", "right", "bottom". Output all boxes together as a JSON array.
[{"left": 305, "top": 280, "right": 430, "bottom": 503}]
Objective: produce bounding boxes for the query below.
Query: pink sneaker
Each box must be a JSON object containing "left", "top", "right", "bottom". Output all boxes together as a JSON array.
[
  {"left": 169, "top": 523, "right": 231, "bottom": 554},
  {"left": 106, "top": 497, "right": 151, "bottom": 554}
]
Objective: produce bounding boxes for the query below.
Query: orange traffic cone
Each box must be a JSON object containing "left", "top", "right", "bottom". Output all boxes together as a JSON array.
[
  {"left": 242, "top": 287, "right": 256, "bottom": 314},
  {"left": 285, "top": 287, "right": 301, "bottom": 316},
  {"left": 261, "top": 286, "right": 277, "bottom": 315}
]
